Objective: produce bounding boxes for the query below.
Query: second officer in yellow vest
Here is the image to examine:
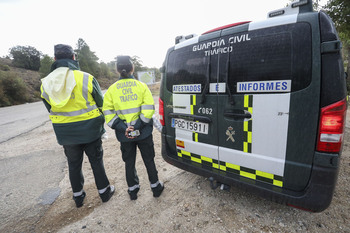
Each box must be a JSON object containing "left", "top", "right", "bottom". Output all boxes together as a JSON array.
[{"left": 103, "top": 56, "right": 164, "bottom": 200}]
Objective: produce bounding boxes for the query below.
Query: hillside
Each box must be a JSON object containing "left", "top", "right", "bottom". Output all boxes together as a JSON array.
[{"left": 0, "top": 57, "right": 42, "bottom": 103}]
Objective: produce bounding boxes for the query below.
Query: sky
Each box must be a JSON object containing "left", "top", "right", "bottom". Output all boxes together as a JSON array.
[{"left": 0, "top": 0, "right": 327, "bottom": 68}]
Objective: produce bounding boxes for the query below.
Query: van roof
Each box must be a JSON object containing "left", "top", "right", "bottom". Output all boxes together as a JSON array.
[{"left": 174, "top": 0, "right": 314, "bottom": 47}]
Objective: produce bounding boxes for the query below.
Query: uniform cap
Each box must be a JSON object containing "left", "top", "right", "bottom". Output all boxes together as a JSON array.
[
  {"left": 116, "top": 56, "right": 132, "bottom": 66},
  {"left": 54, "top": 44, "right": 74, "bottom": 58},
  {"left": 116, "top": 56, "right": 133, "bottom": 76}
]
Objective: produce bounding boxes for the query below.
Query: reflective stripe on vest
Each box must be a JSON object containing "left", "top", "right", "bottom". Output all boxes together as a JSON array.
[
  {"left": 139, "top": 104, "right": 155, "bottom": 124},
  {"left": 41, "top": 86, "right": 50, "bottom": 104},
  {"left": 103, "top": 105, "right": 155, "bottom": 127},
  {"left": 118, "top": 105, "right": 154, "bottom": 115},
  {"left": 104, "top": 110, "right": 119, "bottom": 127},
  {"left": 50, "top": 73, "right": 97, "bottom": 117}
]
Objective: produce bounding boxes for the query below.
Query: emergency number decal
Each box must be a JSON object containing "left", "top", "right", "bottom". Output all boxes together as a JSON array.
[
  {"left": 173, "top": 84, "right": 201, "bottom": 93},
  {"left": 237, "top": 80, "right": 291, "bottom": 93}
]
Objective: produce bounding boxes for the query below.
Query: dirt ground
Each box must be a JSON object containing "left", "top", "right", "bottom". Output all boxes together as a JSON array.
[{"left": 6, "top": 94, "right": 350, "bottom": 233}]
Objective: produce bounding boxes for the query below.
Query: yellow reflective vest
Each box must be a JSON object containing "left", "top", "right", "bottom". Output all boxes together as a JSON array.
[
  {"left": 103, "top": 76, "right": 155, "bottom": 141},
  {"left": 41, "top": 69, "right": 102, "bottom": 124}
]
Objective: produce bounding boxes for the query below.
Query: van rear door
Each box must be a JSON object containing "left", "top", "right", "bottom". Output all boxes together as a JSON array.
[
  {"left": 216, "top": 18, "right": 318, "bottom": 191},
  {"left": 165, "top": 41, "right": 221, "bottom": 173}
]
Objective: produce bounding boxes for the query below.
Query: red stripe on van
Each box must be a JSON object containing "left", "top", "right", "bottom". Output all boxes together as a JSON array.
[{"left": 202, "top": 21, "right": 251, "bottom": 35}]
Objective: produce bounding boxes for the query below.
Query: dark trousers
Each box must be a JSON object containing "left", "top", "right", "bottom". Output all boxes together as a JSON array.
[
  {"left": 120, "top": 135, "right": 159, "bottom": 189},
  {"left": 63, "top": 138, "right": 110, "bottom": 193}
]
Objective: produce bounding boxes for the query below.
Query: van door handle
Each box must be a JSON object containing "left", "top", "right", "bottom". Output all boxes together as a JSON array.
[{"left": 224, "top": 110, "right": 251, "bottom": 120}]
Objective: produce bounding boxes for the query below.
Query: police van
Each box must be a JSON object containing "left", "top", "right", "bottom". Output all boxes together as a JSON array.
[{"left": 159, "top": 0, "right": 347, "bottom": 212}]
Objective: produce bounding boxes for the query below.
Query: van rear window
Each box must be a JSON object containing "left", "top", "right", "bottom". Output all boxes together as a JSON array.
[
  {"left": 166, "top": 23, "right": 312, "bottom": 93},
  {"left": 166, "top": 48, "right": 210, "bottom": 92},
  {"left": 226, "top": 23, "right": 312, "bottom": 93},
  {"left": 228, "top": 33, "right": 291, "bottom": 83}
]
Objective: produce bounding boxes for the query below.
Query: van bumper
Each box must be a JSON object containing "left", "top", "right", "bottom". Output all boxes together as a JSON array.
[{"left": 161, "top": 134, "right": 340, "bottom": 212}]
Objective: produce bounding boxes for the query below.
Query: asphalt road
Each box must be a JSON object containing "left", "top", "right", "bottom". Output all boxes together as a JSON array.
[
  {"left": 0, "top": 102, "right": 49, "bottom": 143},
  {"left": 0, "top": 101, "right": 66, "bottom": 232}
]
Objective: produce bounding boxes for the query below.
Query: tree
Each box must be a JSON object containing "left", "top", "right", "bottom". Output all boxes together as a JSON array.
[
  {"left": 9, "top": 45, "right": 42, "bottom": 71},
  {"left": 323, "top": 0, "right": 350, "bottom": 75},
  {"left": 39, "top": 55, "right": 54, "bottom": 78},
  {"left": 99, "top": 62, "right": 118, "bottom": 79},
  {"left": 131, "top": 56, "right": 144, "bottom": 78},
  {"left": 152, "top": 67, "right": 161, "bottom": 82},
  {"left": 75, "top": 38, "right": 100, "bottom": 77},
  {"left": 99, "top": 62, "right": 110, "bottom": 78},
  {"left": 107, "top": 61, "right": 117, "bottom": 75}
]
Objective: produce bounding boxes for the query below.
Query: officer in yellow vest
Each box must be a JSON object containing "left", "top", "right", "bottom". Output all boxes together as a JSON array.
[
  {"left": 103, "top": 56, "right": 164, "bottom": 200},
  {"left": 40, "top": 44, "right": 114, "bottom": 207}
]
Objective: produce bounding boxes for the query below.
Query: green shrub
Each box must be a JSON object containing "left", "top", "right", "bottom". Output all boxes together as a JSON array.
[
  {"left": 0, "top": 64, "right": 10, "bottom": 71},
  {"left": 0, "top": 84, "right": 10, "bottom": 107},
  {"left": 0, "top": 71, "right": 29, "bottom": 106}
]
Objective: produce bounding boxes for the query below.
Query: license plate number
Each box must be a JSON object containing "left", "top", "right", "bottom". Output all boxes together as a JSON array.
[{"left": 171, "top": 118, "right": 209, "bottom": 134}]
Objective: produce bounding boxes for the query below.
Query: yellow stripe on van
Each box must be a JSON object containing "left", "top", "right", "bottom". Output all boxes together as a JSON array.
[
  {"left": 212, "top": 163, "right": 219, "bottom": 169},
  {"left": 244, "top": 121, "right": 249, "bottom": 131},
  {"left": 190, "top": 95, "right": 196, "bottom": 115},
  {"left": 190, "top": 95, "right": 198, "bottom": 142},
  {"left": 194, "top": 133, "right": 198, "bottom": 142},
  {"left": 182, "top": 150, "right": 191, "bottom": 156},
  {"left": 273, "top": 180, "right": 283, "bottom": 187},
  {"left": 256, "top": 170, "right": 274, "bottom": 180},
  {"left": 226, "top": 163, "right": 240, "bottom": 171},
  {"left": 240, "top": 171, "right": 256, "bottom": 180},
  {"left": 176, "top": 149, "right": 283, "bottom": 188},
  {"left": 243, "top": 142, "right": 249, "bottom": 153},
  {"left": 201, "top": 156, "right": 212, "bottom": 163},
  {"left": 244, "top": 95, "right": 249, "bottom": 108},
  {"left": 191, "top": 157, "right": 202, "bottom": 163},
  {"left": 247, "top": 131, "right": 252, "bottom": 143},
  {"left": 243, "top": 95, "right": 253, "bottom": 153}
]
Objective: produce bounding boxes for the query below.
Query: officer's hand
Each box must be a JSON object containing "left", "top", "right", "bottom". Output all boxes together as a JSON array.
[{"left": 125, "top": 126, "right": 136, "bottom": 139}]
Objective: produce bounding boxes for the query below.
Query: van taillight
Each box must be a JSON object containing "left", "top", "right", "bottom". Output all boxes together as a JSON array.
[
  {"left": 317, "top": 98, "right": 347, "bottom": 153},
  {"left": 159, "top": 97, "right": 165, "bottom": 126}
]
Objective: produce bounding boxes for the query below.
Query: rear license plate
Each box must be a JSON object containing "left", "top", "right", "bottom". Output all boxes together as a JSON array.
[{"left": 171, "top": 118, "right": 209, "bottom": 134}]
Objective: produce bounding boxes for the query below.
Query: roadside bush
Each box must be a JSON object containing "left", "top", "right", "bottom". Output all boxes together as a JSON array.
[
  {"left": 0, "top": 71, "right": 29, "bottom": 107},
  {"left": 0, "top": 64, "right": 10, "bottom": 71},
  {"left": 0, "top": 84, "right": 10, "bottom": 107}
]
